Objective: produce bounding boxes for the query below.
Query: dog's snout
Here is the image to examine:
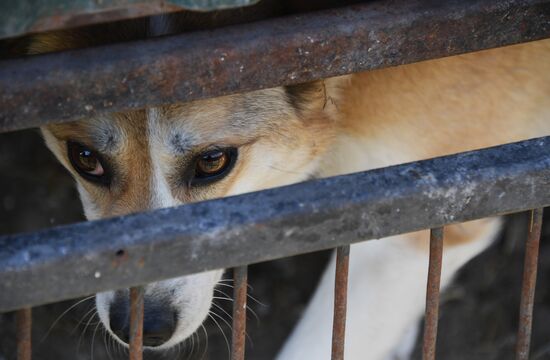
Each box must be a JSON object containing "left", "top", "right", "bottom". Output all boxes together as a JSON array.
[
  {"left": 109, "top": 294, "right": 177, "bottom": 347},
  {"left": 109, "top": 299, "right": 130, "bottom": 343}
]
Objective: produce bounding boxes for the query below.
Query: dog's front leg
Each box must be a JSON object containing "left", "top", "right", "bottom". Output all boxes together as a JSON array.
[{"left": 278, "top": 218, "right": 501, "bottom": 360}]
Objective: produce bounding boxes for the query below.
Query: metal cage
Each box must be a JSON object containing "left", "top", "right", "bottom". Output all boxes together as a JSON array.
[{"left": 1, "top": 0, "right": 549, "bottom": 359}]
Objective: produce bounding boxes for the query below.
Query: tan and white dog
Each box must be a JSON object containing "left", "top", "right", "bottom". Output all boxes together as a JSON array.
[{"left": 30, "top": 16, "right": 550, "bottom": 360}]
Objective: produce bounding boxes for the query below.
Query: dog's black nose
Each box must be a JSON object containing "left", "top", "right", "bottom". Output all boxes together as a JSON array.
[
  {"left": 109, "top": 294, "right": 177, "bottom": 347},
  {"left": 142, "top": 306, "right": 177, "bottom": 347}
]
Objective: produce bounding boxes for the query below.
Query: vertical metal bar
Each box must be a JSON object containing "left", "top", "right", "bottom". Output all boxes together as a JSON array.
[
  {"left": 516, "top": 208, "right": 544, "bottom": 360},
  {"left": 129, "top": 286, "right": 144, "bottom": 360},
  {"left": 16, "top": 307, "right": 32, "bottom": 360},
  {"left": 331, "top": 245, "right": 350, "bottom": 360},
  {"left": 232, "top": 266, "right": 248, "bottom": 360},
  {"left": 422, "top": 227, "right": 444, "bottom": 360}
]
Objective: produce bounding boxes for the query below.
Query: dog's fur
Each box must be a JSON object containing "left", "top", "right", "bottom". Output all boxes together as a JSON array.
[{"left": 30, "top": 14, "right": 550, "bottom": 359}]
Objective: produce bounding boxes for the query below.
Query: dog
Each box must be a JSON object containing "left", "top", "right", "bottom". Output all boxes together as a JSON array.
[{"left": 28, "top": 13, "right": 550, "bottom": 359}]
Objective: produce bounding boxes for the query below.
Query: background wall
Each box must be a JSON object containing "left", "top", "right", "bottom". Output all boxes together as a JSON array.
[{"left": 0, "top": 129, "right": 549, "bottom": 360}]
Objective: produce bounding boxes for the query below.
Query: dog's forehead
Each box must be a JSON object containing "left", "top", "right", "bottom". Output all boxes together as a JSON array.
[
  {"left": 45, "top": 110, "right": 144, "bottom": 155},
  {"left": 47, "top": 87, "right": 292, "bottom": 155},
  {"left": 149, "top": 88, "right": 293, "bottom": 152}
]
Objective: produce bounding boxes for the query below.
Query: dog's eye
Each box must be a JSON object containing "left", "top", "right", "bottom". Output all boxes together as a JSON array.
[
  {"left": 192, "top": 148, "right": 237, "bottom": 185},
  {"left": 67, "top": 141, "right": 107, "bottom": 183}
]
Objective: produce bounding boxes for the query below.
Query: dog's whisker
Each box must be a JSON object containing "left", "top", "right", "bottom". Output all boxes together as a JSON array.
[
  {"left": 90, "top": 321, "right": 102, "bottom": 360},
  {"left": 216, "top": 283, "right": 265, "bottom": 307},
  {"left": 200, "top": 323, "right": 208, "bottom": 360},
  {"left": 77, "top": 310, "right": 97, "bottom": 354},
  {"left": 246, "top": 293, "right": 266, "bottom": 307},
  {"left": 211, "top": 302, "right": 233, "bottom": 321},
  {"left": 214, "top": 288, "right": 232, "bottom": 299},
  {"left": 184, "top": 333, "right": 192, "bottom": 359},
  {"left": 103, "top": 327, "right": 115, "bottom": 360},
  {"left": 71, "top": 306, "right": 97, "bottom": 335},
  {"left": 40, "top": 295, "right": 95, "bottom": 342},
  {"left": 212, "top": 296, "right": 233, "bottom": 302},
  {"left": 108, "top": 332, "right": 118, "bottom": 359},
  {"left": 246, "top": 305, "right": 260, "bottom": 324},
  {"left": 115, "top": 332, "right": 125, "bottom": 357},
  {"left": 209, "top": 308, "right": 233, "bottom": 332},
  {"left": 207, "top": 312, "right": 230, "bottom": 359},
  {"left": 216, "top": 283, "right": 234, "bottom": 289}
]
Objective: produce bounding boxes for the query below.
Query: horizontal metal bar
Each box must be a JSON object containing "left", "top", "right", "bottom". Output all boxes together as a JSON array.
[
  {"left": 0, "top": 0, "right": 259, "bottom": 40},
  {"left": 1, "top": 0, "right": 550, "bottom": 133},
  {"left": 0, "top": 136, "right": 549, "bottom": 312}
]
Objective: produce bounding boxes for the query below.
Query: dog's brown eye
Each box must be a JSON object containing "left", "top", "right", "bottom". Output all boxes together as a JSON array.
[
  {"left": 197, "top": 151, "right": 227, "bottom": 174},
  {"left": 192, "top": 148, "right": 237, "bottom": 185},
  {"left": 67, "top": 141, "right": 107, "bottom": 183}
]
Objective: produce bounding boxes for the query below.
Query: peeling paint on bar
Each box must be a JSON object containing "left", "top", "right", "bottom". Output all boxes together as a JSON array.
[
  {"left": 0, "top": 136, "right": 549, "bottom": 312},
  {"left": 1, "top": 0, "right": 550, "bottom": 132}
]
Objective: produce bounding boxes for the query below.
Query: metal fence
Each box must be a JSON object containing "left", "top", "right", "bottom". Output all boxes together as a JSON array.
[{"left": 1, "top": 0, "right": 549, "bottom": 359}]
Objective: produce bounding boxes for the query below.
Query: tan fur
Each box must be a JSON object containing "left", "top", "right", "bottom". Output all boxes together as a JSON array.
[{"left": 331, "top": 40, "right": 550, "bottom": 163}]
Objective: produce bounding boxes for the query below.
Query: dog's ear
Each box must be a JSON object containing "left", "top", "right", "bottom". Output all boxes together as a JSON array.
[{"left": 285, "top": 75, "right": 351, "bottom": 120}]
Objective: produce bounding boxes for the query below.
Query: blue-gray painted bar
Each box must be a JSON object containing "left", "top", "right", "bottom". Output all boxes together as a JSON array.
[{"left": 0, "top": 136, "right": 549, "bottom": 312}]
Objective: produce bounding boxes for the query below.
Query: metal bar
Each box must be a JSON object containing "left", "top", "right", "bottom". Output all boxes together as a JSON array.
[
  {"left": 129, "top": 286, "right": 144, "bottom": 360},
  {"left": 331, "top": 245, "right": 350, "bottom": 360},
  {"left": 422, "top": 227, "right": 444, "bottom": 360},
  {"left": 515, "top": 208, "right": 544, "bottom": 360},
  {"left": 0, "top": 136, "right": 549, "bottom": 312},
  {"left": 16, "top": 308, "right": 32, "bottom": 360},
  {"left": 2, "top": 0, "right": 550, "bottom": 133},
  {"left": 231, "top": 266, "right": 248, "bottom": 360},
  {"left": 0, "top": 0, "right": 259, "bottom": 40}
]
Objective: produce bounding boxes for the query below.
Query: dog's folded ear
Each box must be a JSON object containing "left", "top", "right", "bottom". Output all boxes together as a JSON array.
[{"left": 285, "top": 75, "right": 351, "bottom": 119}]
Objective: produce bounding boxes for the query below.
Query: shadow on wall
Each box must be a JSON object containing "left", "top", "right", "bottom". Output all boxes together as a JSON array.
[{"left": 0, "top": 129, "right": 549, "bottom": 360}]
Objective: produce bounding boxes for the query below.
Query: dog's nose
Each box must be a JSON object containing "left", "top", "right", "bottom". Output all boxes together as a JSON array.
[
  {"left": 142, "top": 306, "right": 177, "bottom": 347},
  {"left": 109, "top": 295, "right": 177, "bottom": 347}
]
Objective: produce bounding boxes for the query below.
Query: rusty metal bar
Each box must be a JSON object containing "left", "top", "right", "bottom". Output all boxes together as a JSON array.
[
  {"left": 231, "top": 266, "right": 248, "bottom": 360},
  {"left": 16, "top": 307, "right": 32, "bottom": 360},
  {"left": 1, "top": 0, "right": 550, "bottom": 132},
  {"left": 515, "top": 208, "right": 544, "bottom": 360},
  {"left": 422, "top": 227, "right": 444, "bottom": 360},
  {"left": 331, "top": 245, "right": 350, "bottom": 360},
  {"left": 129, "top": 286, "right": 144, "bottom": 360}
]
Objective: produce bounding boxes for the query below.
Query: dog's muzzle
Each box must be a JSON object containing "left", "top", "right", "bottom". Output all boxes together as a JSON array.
[{"left": 109, "top": 293, "right": 178, "bottom": 347}]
